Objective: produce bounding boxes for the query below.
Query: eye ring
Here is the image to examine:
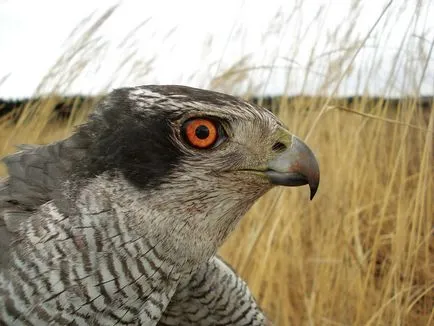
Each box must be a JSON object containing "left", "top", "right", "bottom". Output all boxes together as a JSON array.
[{"left": 182, "top": 118, "right": 224, "bottom": 149}]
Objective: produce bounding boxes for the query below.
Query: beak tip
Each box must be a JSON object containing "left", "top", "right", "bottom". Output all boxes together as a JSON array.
[
  {"left": 309, "top": 171, "right": 320, "bottom": 201},
  {"left": 310, "top": 184, "right": 318, "bottom": 200}
]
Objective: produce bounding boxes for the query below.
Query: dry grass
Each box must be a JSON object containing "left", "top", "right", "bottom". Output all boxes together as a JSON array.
[
  {"left": 221, "top": 99, "right": 433, "bottom": 326},
  {"left": 1, "top": 1, "right": 433, "bottom": 325}
]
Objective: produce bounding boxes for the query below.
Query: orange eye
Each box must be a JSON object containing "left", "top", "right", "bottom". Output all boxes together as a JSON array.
[{"left": 182, "top": 118, "right": 219, "bottom": 149}]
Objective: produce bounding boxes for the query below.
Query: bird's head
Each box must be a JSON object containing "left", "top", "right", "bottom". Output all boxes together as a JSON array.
[{"left": 72, "top": 85, "right": 319, "bottom": 266}]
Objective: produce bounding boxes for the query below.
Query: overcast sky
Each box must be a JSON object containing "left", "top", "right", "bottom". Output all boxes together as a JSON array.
[{"left": 1, "top": 0, "right": 433, "bottom": 99}]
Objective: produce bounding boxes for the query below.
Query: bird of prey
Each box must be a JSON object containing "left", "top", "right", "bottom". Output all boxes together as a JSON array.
[{"left": 0, "top": 85, "right": 319, "bottom": 325}]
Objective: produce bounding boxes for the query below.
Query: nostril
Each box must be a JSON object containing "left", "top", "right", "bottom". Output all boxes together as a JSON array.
[{"left": 272, "top": 142, "right": 287, "bottom": 153}]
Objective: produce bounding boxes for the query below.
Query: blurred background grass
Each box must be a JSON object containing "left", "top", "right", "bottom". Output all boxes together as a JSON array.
[{"left": 0, "top": 1, "right": 433, "bottom": 325}]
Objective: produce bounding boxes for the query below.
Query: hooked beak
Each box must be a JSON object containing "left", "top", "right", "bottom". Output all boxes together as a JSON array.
[{"left": 266, "top": 135, "right": 320, "bottom": 200}]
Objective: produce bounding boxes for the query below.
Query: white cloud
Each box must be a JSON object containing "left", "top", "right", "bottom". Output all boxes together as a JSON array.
[{"left": 0, "top": 0, "right": 433, "bottom": 98}]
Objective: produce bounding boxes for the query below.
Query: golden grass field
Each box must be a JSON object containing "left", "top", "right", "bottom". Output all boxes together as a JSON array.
[
  {"left": 1, "top": 2, "right": 433, "bottom": 325},
  {"left": 1, "top": 94, "right": 432, "bottom": 326}
]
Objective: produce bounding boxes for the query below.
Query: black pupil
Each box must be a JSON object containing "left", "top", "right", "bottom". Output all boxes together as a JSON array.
[{"left": 195, "top": 125, "right": 210, "bottom": 139}]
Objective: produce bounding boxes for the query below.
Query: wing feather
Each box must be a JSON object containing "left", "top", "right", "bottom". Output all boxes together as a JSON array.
[
  {"left": 160, "top": 255, "right": 271, "bottom": 325},
  {"left": 0, "top": 136, "right": 86, "bottom": 267}
]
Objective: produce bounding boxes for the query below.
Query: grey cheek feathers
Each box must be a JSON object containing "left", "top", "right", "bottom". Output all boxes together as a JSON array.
[{"left": 75, "top": 169, "right": 265, "bottom": 269}]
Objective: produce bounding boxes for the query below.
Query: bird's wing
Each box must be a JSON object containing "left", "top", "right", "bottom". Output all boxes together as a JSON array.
[
  {"left": 160, "top": 255, "right": 272, "bottom": 326},
  {"left": 0, "top": 198, "right": 181, "bottom": 325},
  {"left": 0, "top": 138, "right": 85, "bottom": 266}
]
